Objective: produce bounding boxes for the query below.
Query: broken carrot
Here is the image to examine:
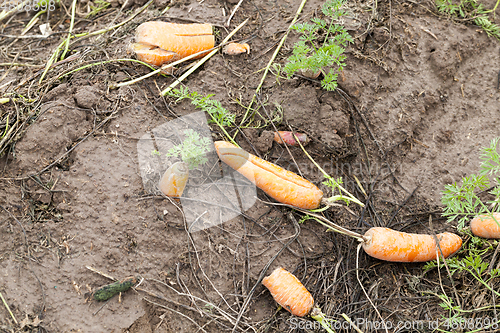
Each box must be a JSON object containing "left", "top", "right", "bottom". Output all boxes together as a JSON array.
[
  {"left": 222, "top": 42, "right": 250, "bottom": 55},
  {"left": 274, "top": 131, "right": 308, "bottom": 146},
  {"left": 129, "top": 42, "right": 179, "bottom": 67},
  {"left": 133, "top": 21, "right": 214, "bottom": 66},
  {"left": 158, "top": 162, "right": 189, "bottom": 197},
  {"left": 262, "top": 267, "right": 335, "bottom": 332},
  {"left": 362, "top": 227, "right": 462, "bottom": 262},
  {"left": 470, "top": 212, "right": 500, "bottom": 239},
  {"left": 214, "top": 141, "right": 323, "bottom": 209},
  {"left": 262, "top": 267, "right": 314, "bottom": 317}
]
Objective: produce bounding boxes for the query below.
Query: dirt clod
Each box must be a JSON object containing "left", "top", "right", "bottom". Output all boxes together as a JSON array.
[{"left": 73, "top": 86, "right": 100, "bottom": 109}]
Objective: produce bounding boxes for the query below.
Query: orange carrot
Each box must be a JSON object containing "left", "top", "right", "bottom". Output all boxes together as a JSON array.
[
  {"left": 134, "top": 21, "right": 214, "bottom": 65},
  {"left": 222, "top": 42, "right": 250, "bottom": 55},
  {"left": 158, "top": 162, "right": 189, "bottom": 197},
  {"left": 262, "top": 267, "right": 314, "bottom": 317},
  {"left": 214, "top": 141, "right": 323, "bottom": 209},
  {"left": 130, "top": 42, "right": 180, "bottom": 67},
  {"left": 470, "top": 212, "right": 500, "bottom": 238},
  {"left": 273, "top": 131, "right": 308, "bottom": 146},
  {"left": 362, "top": 227, "right": 462, "bottom": 262}
]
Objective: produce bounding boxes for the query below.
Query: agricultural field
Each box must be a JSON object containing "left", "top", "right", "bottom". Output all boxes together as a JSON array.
[{"left": 0, "top": 0, "right": 500, "bottom": 332}]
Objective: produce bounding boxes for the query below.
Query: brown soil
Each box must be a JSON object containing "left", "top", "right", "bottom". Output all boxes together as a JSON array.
[{"left": 1, "top": 0, "right": 499, "bottom": 332}]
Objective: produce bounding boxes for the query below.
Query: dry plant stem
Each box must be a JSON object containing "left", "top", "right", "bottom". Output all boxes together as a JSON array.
[
  {"left": 238, "top": 0, "right": 308, "bottom": 127},
  {"left": 341, "top": 313, "right": 364, "bottom": 333},
  {"left": 294, "top": 134, "right": 365, "bottom": 207},
  {"left": 61, "top": 0, "right": 77, "bottom": 60},
  {"left": 294, "top": 208, "right": 366, "bottom": 242},
  {"left": 142, "top": 298, "right": 210, "bottom": 333},
  {"left": 86, "top": 266, "right": 117, "bottom": 281},
  {"left": 231, "top": 213, "right": 300, "bottom": 333},
  {"left": 145, "top": 278, "right": 255, "bottom": 330},
  {"left": 310, "top": 308, "right": 336, "bottom": 333},
  {"left": 0, "top": 0, "right": 29, "bottom": 22},
  {"left": 429, "top": 216, "right": 462, "bottom": 308},
  {"left": 112, "top": 43, "right": 230, "bottom": 89},
  {"left": 39, "top": 0, "right": 153, "bottom": 83},
  {"left": 255, "top": 94, "right": 303, "bottom": 177},
  {"left": 226, "top": 0, "right": 244, "bottom": 27},
  {"left": 21, "top": 10, "right": 46, "bottom": 36},
  {"left": 161, "top": 18, "right": 249, "bottom": 96},
  {"left": 356, "top": 243, "right": 389, "bottom": 333},
  {"left": 0, "top": 290, "right": 17, "bottom": 325},
  {"left": 159, "top": 192, "right": 238, "bottom": 315}
]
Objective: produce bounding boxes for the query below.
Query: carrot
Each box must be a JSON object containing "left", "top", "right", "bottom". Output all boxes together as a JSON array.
[
  {"left": 470, "top": 212, "right": 500, "bottom": 238},
  {"left": 273, "top": 131, "right": 308, "bottom": 146},
  {"left": 222, "top": 42, "right": 250, "bottom": 55},
  {"left": 262, "top": 267, "right": 314, "bottom": 317},
  {"left": 214, "top": 141, "right": 323, "bottom": 209},
  {"left": 262, "top": 267, "right": 335, "bottom": 332},
  {"left": 134, "top": 21, "right": 214, "bottom": 66},
  {"left": 158, "top": 162, "right": 189, "bottom": 197},
  {"left": 129, "top": 42, "right": 179, "bottom": 67},
  {"left": 362, "top": 227, "right": 462, "bottom": 262}
]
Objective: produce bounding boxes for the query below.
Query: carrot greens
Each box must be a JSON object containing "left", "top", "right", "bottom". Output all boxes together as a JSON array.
[
  {"left": 166, "top": 87, "right": 235, "bottom": 127},
  {"left": 166, "top": 129, "right": 211, "bottom": 169},
  {"left": 283, "top": 0, "right": 353, "bottom": 91},
  {"left": 442, "top": 137, "right": 500, "bottom": 230}
]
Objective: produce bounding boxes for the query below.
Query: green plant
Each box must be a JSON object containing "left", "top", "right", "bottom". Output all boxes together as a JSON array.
[
  {"left": 86, "top": 0, "right": 111, "bottom": 18},
  {"left": 436, "top": 0, "right": 500, "bottom": 40},
  {"left": 166, "top": 87, "right": 235, "bottom": 127},
  {"left": 166, "top": 129, "right": 211, "bottom": 169},
  {"left": 283, "top": 0, "right": 353, "bottom": 91},
  {"left": 442, "top": 137, "right": 500, "bottom": 230}
]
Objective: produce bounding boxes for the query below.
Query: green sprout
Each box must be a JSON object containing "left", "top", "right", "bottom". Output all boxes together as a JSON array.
[
  {"left": 166, "top": 129, "right": 211, "bottom": 169},
  {"left": 283, "top": 0, "right": 353, "bottom": 91},
  {"left": 166, "top": 87, "right": 235, "bottom": 127}
]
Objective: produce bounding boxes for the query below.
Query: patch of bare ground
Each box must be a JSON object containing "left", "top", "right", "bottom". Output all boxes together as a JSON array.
[{"left": 0, "top": 0, "right": 499, "bottom": 332}]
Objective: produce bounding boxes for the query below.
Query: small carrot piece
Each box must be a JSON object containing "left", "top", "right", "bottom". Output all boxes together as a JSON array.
[
  {"left": 222, "top": 42, "right": 250, "bottom": 55},
  {"left": 159, "top": 162, "right": 189, "bottom": 197},
  {"left": 214, "top": 141, "right": 323, "bottom": 209},
  {"left": 130, "top": 42, "right": 180, "bottom": 67},
  {"left": 470, "top": 212, "right": 500, "bottom": 238},
  {"left": 362, "top": 227, "right": 462, "bottom": 262},
  {"left": 273, "top": 131, "right": 308, "bottom": 146},
  {"left": 262, "top": 267, "right": 314, "bottom": 317},
  {"left": 135, "top": 22, "right": 214, "bottom": 62}
]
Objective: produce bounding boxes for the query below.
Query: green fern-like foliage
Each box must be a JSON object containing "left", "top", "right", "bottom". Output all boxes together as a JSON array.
[
  {"left": 436, "top": 0, "right": 500, "bottom": 40},
  {"left": 283, "top": 0, "right": 353, "bottom": 91}
]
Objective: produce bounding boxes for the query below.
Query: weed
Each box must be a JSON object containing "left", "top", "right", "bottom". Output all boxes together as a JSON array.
[
  {"left": 283, "top": 0, "right": 353, "bottom": 91},
  {"left": 436, "top": 0, "right": 500, "bottom": 40},
  {"left": 441, "top": 137, "right": 500, "bottom": 230},
  {"left": 86, "top": 0, "right": 111, "bottom": 18},
  {"left": 166, "top": 87, "right": 235, "bottom": 127},
  {"left": 166, "top": 129, "right": 211, "bottom": 169}
]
